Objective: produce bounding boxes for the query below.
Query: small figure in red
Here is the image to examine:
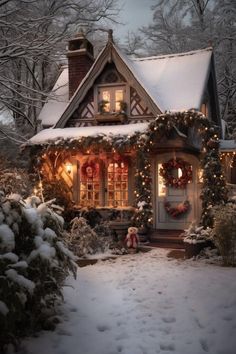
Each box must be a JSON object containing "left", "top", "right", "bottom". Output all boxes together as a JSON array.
[{"left": 125, "top": 227, "right": 139, "bottom": 252}]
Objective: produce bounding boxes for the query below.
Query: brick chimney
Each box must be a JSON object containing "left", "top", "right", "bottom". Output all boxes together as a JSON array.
[{"left": 67, "top": 31, "right": 94, "bottom": 99}]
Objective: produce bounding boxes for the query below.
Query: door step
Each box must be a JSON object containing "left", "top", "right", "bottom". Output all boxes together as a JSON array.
[{"left": 148, "top": 229, "right": 184, "bottom": 249}]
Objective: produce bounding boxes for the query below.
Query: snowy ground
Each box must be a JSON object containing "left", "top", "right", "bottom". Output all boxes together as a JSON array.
[{"left": 20, "top": 249, "right": 236, "bottom": 354}]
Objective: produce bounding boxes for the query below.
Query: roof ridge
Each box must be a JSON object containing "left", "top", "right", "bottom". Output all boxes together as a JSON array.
[{"left": 132, "top": 47, "right": 213, "bottom": 62}]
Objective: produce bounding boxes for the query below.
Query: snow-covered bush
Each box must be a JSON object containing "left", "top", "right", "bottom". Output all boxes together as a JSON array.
[
  {"left": 0, "top": 194, "right": 77, "bottom": 352},
  {"left": 42, "top": 179, "right": 73, "bottom": 210},
  {"left": 67, "top": 217, "right": 112, "bottom": 257},
  {"left": 183, "top": 223, "right": 212, "bottom": 244},
  {"left": 211, "top": 203, "right": 236, "bottom": 266},
  {"left": 0, "top": 163, "right": 35, "bottom": 198}
]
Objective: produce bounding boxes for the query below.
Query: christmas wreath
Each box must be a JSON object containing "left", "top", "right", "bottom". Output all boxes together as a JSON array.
[
  {"left": 159, "top": 158, "right": 192, "bottom": 188},
  {"left": 81, "top": 160, "right": 99, "bottom": 178},
  {"left": 164, "top": 200, "right": 190, "bottom": 218}
]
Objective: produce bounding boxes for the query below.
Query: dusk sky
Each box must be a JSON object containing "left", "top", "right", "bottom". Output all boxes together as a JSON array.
[{"left": 116, "top": 0, "right": 154, "bottom": 39}]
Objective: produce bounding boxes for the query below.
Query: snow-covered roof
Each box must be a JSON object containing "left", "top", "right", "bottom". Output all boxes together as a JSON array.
[
  {"left": 220, "top": 140, "right": 236, "bottom": 151},
  {"left": 38, "top": 67, "right": 68, "bottom": 127},
  {"left": 29, "top": 122, "right": 149, "bottom": 145},
  {"left": 127, "top": 48, "right": 212, "bottom": 112},
  {"left": 39, "top": 44, "right": 213, "bottom": 128}
]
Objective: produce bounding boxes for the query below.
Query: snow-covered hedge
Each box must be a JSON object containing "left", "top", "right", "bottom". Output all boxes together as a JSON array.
[
  {"left": 211, "top": 203, "right": 236, "bottom": 266},
  {"left": 0, "top": 194, "right": 77, "bottom": 352}
]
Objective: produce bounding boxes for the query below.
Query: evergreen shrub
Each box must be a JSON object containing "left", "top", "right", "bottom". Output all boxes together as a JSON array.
[
  {"left": 211, "top": 203, "right": 236, "bottom": 266},
  {"left": 0, "top": 194, "right": 77, "bottom": 352}
]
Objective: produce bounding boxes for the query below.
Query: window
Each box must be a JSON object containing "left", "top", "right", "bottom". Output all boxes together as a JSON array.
[
  {"left": 158, "top": 164, "right": 166, "bottom": 197},
  {"left": 107, "top": 161, "right": 128, "bottom": 207},
  {"left": 98, "top": 86, "right": 125, "bottom": 114},
  {"left": 231, "top": 156, "right": 236, "bottom": 184},
  {"left": 80, "top": 161, "right": 100, "bottom": 207},
  {"left": 201, "top": 103, "right": 209, "bottom": 117},
  {"left": 78, "top": 158, "right": 129, "bottom": 207}
]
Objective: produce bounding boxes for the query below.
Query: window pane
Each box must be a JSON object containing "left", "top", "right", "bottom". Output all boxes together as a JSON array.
[
  {"left": 115, "top": 89, "right": 123, "bottom": 112},
  {"left": 158, "top": 164, "right": 166, "bottom": 197},
  {"left": 80, "top": 162, "right": 100, "bottom": 207},
  {"left": 102, "top": 91, "right": 110, "bottom": 112},
  {"left": 107, "top": 161, "right": 128, "bottom": 206},
  {"left": 115, "top": 89, "right": 123, "bottom": 101}
]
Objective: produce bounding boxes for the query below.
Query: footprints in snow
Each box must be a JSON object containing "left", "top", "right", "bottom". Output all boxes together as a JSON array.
[
  {"left": 161, "top": 316, "right": 176, "bottom": 324},
  {"left": 96, "top": 324, "right": 111, "bottom": 332}
]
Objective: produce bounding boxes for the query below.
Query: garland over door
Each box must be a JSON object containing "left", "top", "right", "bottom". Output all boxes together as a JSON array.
[{"left": 155, "top": 153, "right": 200, "bottom": 230}]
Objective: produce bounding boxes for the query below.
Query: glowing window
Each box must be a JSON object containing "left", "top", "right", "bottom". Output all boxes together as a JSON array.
[
  {"left": 80, "top": 162, "right": 100, "bottom": 207},
  {"left": 115, "top": 89, "right": 124, "bottom": 112},
  {"left": 201, "top": 103, "right": 208, "bottom": 117},
  {"left": 102, "top": 90, "right": 110, "bottom": 112},
  {"left": 99, "top": 86, "right": 125, "bottom": 113},
  {"left": 158, "top": 164, "right": 166, "bottom": 197},
  {"left": 107, "top": 161, "right": 128, "bottom": 207}
]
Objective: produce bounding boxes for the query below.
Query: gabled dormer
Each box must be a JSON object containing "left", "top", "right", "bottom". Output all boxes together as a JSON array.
[{"left": 38, "top": 30, "right": 220, "bottom": 132}]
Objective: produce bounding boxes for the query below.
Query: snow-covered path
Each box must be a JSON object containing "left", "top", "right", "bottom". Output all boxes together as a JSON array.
[{"left": 21, "top": 249, "right": 236, "bottom": 354}]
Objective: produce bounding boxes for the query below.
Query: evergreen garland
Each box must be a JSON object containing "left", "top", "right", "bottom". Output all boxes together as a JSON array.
[{"left": 28, "top": 110, "right": 228, "bottom": 229}]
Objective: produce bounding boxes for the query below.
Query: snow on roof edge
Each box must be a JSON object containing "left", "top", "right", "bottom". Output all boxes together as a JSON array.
[
  {"left": 132, "top": 47, "right": 213, "bottom": 62},
  {"left": 28, "top": 123, "right": 150, "bottom": 145},
  {"left": 114, "top": 44, "right": 164, "bottom": 112}
]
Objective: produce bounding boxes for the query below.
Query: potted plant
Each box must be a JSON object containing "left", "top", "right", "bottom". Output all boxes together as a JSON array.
[
  {"left": 118, "top": 100, "right": 127, "bottom": 114},
  {"left": 98, "top": 99, "right": 109, "bottom": 114},
  {"left": 108, "top": 208, "right": 133, "bottom": 244},
  {"left": 183, "top": 223, "right": 212, "bottom": 258}
]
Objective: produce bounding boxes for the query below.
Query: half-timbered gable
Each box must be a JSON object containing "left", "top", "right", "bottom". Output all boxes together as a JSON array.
[
  {"left": 30, "top": 30, "right": 231, "bottom": 233},
  {"left": 65, "top": 88, "right": 94, "bottom": 127}
]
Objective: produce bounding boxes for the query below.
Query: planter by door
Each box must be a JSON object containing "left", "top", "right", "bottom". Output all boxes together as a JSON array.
[{"left": 109, "top": 221, "right": 130, "bottom": 243}]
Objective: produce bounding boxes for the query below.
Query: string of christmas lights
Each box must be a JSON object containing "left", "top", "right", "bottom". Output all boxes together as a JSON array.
[{"left": 29, "top": 110, "right": 228, "bottom": 229}]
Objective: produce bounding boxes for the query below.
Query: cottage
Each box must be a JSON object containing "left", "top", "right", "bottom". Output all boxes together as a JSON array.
[{"left": 29, "top": 30, "right": 231, "bottom": 232}]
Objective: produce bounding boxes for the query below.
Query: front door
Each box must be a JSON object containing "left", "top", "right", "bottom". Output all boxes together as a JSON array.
[{"left": 155, "top": 153, "right": 200, "bottom": 230}]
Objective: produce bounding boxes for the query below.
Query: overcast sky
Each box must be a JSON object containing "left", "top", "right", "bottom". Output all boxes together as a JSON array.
[{"left": 115, "top": 0, "right": 154, "bottom": 40}]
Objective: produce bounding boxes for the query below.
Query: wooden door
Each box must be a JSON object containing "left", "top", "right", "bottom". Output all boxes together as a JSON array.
[{"left": 155, "top": 153, "right": 200, "bottom": 230}]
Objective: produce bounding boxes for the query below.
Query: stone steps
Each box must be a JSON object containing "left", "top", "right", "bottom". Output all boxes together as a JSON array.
[{"left": 147, "top": 229, "right": 185, "bottom": 249}]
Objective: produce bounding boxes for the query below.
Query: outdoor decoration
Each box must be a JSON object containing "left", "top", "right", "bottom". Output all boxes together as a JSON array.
[
  {"left": 81, "top": 160, "right": 99, "bottom": 178},
  {"left": 125, "top": 226, "right": 139, "bottom": 250},
  {"left": 98, "top": 99, "right": 109, "bottom": 114},
  {"left": 132, "top": 148, "right": 153, "bottom": 229},
  {"left": 144, "top": 111, "right": 228, "bottom": 227},
  {"left": 29, "top": 110, "right": 228, "bottom": 229},
  {"left": 159, "top": 158, "right": 192, "bottom": 188},
  {"left": 164, "top": 200, "right": 190, "bottom": 218},
  {"left": 182, "top": 223, "right": 212, "bottom": 258}
]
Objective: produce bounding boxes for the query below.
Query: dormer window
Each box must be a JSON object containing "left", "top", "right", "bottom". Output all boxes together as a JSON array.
[
  {"left": 100, "top": 87, "right": 124, "bottom": 113},
  {"left": 95, "top": 84, "right": 127, "bottom": 123}
]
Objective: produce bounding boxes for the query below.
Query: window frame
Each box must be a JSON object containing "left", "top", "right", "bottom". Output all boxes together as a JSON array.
[
  {"left": 106, "top": 159, "right": 129, "bottom": 207},
  {"left": 77, "top": 157, "right": 131, "bottom": 207},
  {"left": 94, "top": 83, "right": 128, "bottom": 115}
]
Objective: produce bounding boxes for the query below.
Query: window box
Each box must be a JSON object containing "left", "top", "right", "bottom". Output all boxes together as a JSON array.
[{"left": 95, "top": 112, "right": 127, "bottom": 124}]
